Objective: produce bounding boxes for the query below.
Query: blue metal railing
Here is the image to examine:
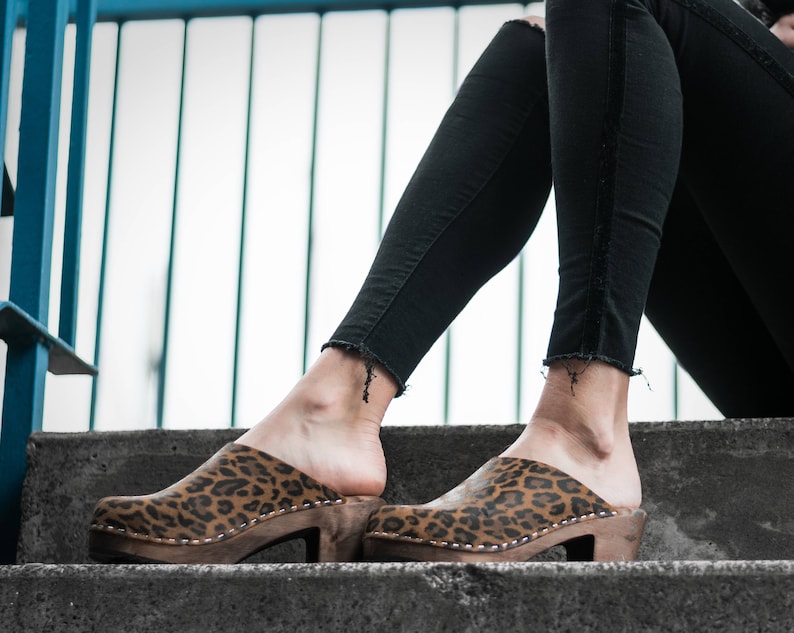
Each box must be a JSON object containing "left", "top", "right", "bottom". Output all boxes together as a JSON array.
[
  {"left": 0, "top": 0, "right": 94, "bottom": 565},
  {"left": 0, "top": 0, "right": 542, "bottom": 564}
]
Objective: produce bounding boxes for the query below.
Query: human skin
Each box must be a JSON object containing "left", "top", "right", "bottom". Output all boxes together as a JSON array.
[{"left": 771, "top": 13, "right": 794, "bottom": 49}]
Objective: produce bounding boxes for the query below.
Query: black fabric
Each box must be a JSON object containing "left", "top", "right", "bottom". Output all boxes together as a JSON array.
[
  {"left": 761, "top": 0, "right": 794, "bottom": 14},
  {"left": 325, "top": 21, "right": 552, "bottom": 394},
  {"left": 743, "top": 0, "right": 794, "bottom": 25},
  {"left": 646, "top": 183, "right": 794, "bottom": 417},
  {"left": 1, "top": 165, "right": 13, "bottom": 217},
  {"left": 326, "top": 0, "right": 794, "bottom": 416},
  {"left": 544, "top": 0, "right": 794, "bottom": 374},
  {"left": 544, "top": 0, "right": 682, "bottom": 374}
]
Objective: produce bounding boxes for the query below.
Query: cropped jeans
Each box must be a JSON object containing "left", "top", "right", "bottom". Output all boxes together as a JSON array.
[{"left": 324, "top": 0, "right": 794, "bottom": 418}]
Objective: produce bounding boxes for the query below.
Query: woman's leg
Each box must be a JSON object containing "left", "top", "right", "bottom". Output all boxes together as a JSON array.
[
  {"left": 647, "top": 183, "right": 794, "bottom": 419},
  {"left": 627, "top": 0, "right": 794, "bottom": 418},
  {"left": 546, "top": 0, "right": 792, "bottom": 373},
  {"left": 238, "top": 20, "right": 553, "bottom": 494},
  {"left": 519, "top": 0, "right": 794, "bottom": 501},
  {"left": 324, "top": 20, "right": 551, "bottom": 393},
  {"left": 365, "top": 1, "right": 670, "bottom": 562},
  {"left": 660, "top": 0, "right": 794, "bottom": 396},
  {"left": 362, "top": 0, "right": 794, "bottom": 563},
  {"left": 238, "top": 348, "right": 397, "bottom": 496},
  {"left": 544, "top": 0, "right": 683, "bottom": 371},
  {"left": 496, "top": 0, "right": 688, "bottom": 514},
  {"left": 549, "top": 0, "right": 794, "bottom": 420},
  {"left": 507, "top": 0, "right": 794, "bottom": 501},
  {"left": 90, "top": 24, "right": 555, "bottom": 563}
]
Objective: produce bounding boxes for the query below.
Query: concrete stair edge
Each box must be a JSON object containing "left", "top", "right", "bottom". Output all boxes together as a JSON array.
[{"left": 2, "top": 560, "right": 794, "bottom": 632}]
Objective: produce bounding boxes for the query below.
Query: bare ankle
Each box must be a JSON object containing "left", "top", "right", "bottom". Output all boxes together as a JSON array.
[
  {"left": 301, "top": 348, "right": 398, "bottom": 414},
  {"left": 526, "top": 416, "right": 617, "bottom": 463},
  {"left": 236, "top": 348, "right": 395, "bottom": 496},
  {"left": 502, "top": 360, "right": 641, "bottom": 508},
  {"left": 533, "top": 359, "right": 630, "bottom": 456}
]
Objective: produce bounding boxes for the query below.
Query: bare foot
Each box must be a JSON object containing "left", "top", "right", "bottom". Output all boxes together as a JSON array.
[
  {"left": 501, "top": 360, "right": 642, "bottom": 509},
  {"left": 236, "top": 348, "right": 397, "bottom": 497}
]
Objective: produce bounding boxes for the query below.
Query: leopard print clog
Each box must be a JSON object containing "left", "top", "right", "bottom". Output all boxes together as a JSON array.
[
  {"left": 89, "top": 443, "right": 384, "bottom": 563},
  {"left": 362, "top": 457, "right": 645, "bottom": 562}
]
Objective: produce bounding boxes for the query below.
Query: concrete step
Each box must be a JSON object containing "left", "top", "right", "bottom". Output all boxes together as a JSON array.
[
  {"left": 2, "top": 561, "right": 794, "bottom": 632},
  {"left": 16, "top": 418, "right": 794, "bottom": 563}
]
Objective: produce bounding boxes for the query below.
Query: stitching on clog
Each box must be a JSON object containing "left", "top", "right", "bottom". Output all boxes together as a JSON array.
[{"left": 366, "top": 510, "right": 617, "bottom": 551}]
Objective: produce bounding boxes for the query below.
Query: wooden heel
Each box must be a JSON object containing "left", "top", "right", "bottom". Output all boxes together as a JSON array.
[
  {"left": 590, "top": 509, "right": 646, "bottom": 562},
  {"left": 314, "top": 496, "right": 385, "bottom": 562}
]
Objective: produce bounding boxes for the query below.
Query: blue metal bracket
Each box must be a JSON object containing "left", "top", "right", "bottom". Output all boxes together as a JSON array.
[{"left": 0, "top": 302, "right": 97, "bottom": 376}]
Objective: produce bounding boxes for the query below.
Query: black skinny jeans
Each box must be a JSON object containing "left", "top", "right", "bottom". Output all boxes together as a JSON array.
[{"left": 325, "top": 0, "right": 794, "bottom": 418}]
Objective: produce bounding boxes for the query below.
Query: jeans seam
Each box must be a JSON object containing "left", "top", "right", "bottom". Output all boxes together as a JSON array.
[{"left": 581, "top": 0, "right": 629, "bottom": 354}]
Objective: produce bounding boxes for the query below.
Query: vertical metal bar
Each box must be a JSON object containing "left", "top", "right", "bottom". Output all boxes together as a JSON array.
[
  {"left": 230, "top": 16, "right": 257, "bottom": 428},
  {"left": 59, "top": 0, "right": 98, "bottom": 346},
  {"left": 156, "top": 19, "right": 190, "bottom": 429},
  {"left": 0, "top": 0, "right": 68, "bottom": 564},
  {"left": 673, "top": 358, "right": 679, "bottom": 420},
  {"left": 442, "top": 331, "right": 452, "bottom": 424},
  {"left": 516, "top": 3, "right": 533, "bottom": 423},
  {"left": 302, "top": 14, "right": 324, "bottom": 374},
  {"left": 376, "top": 10, "right": 391, "bottom": 239},
  {"left": 89, "top": 21, "right": 122, "bottom": 431},
  {"left": 442, "top": 8, "right": 460, "bottom": 425}
]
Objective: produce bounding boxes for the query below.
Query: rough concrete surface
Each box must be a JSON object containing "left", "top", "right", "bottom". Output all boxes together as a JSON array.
[
  {"left": 15, "top": 418, "right": 794, "bottom": 563},
  {"left": 2, "top": 561, "right": 793, "bottom": 633}
]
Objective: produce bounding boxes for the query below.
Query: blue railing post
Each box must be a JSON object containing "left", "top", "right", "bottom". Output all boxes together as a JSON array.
[
  {"left": 60, "top": 0, "right": 98, "bottom": 346},
  {"left": 0, "top": 0, "right": 69, "bottom": 564}
]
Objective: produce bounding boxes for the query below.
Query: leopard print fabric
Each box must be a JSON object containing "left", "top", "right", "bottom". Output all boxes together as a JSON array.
[
  {"left": 364, "top": 458, "right": 618, "bottom": 552},
  {"left": 90, "top": 443, "right": 344, "bottom": 546}
]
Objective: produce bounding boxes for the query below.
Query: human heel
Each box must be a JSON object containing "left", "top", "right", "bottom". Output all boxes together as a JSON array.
[
  {"left": 310, "top": 496, "right": 385, "bottom": 562},
  {"left": 364, "top": 457, "right": 646, "bottom": 563},
  {"left": 89, "top": 443, "right": 385, "bottom": 564}
]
